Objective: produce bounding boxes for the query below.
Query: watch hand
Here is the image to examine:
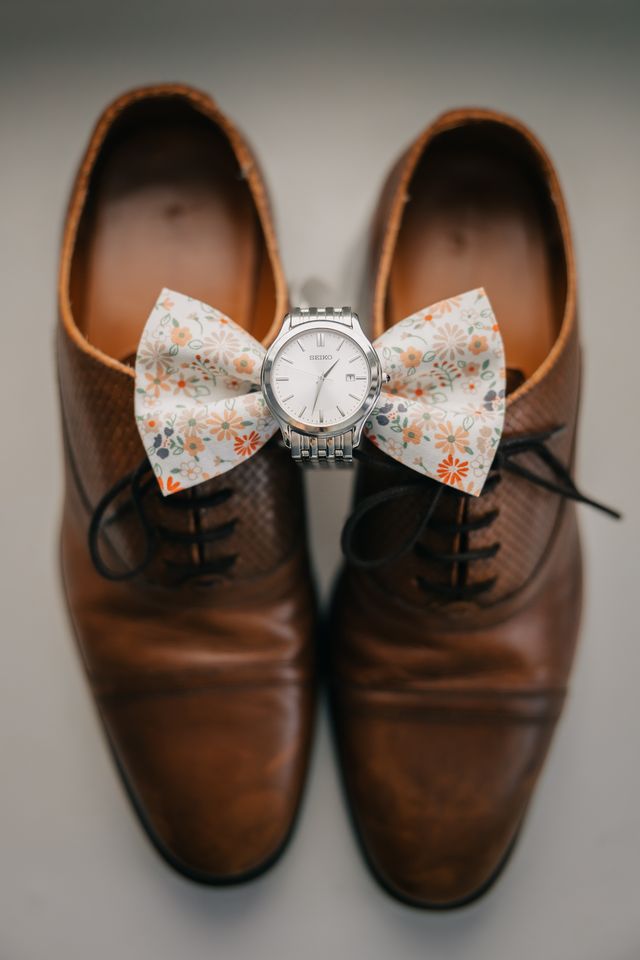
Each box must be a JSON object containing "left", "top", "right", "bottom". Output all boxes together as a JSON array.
[
  {"left": 311, "top": 357, "right": 340, "bottom": 413},
  {"left": 311, "top": 376, "right": 325, "bottom": 414}
]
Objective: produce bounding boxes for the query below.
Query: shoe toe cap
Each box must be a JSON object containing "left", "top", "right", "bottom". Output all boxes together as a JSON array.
[
  {"left": 337, "top": 692, "right": 558, "bottom": 907},
  {"left": 102, "top": 682, "right": 312, "bottom": 881}
]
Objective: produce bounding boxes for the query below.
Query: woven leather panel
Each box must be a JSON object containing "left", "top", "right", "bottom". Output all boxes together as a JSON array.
[
  {"left": 465, "top": 320, "right": 580, "bottom": 600},
  {"left": 58, "top": 327, "right": 141, "bottom": 505}
]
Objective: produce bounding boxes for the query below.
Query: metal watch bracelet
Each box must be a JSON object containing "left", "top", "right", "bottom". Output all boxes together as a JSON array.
[{"left": 289, "top": 307, "right": 354, "bottom": 466}]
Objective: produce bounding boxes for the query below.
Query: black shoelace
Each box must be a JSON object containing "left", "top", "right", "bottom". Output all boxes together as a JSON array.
[
  {"left": 342, "top": 426, "right": 620, "bottom": 600},
  {"left": 88, "top": 457, "right": 237, "bottom": 583}
]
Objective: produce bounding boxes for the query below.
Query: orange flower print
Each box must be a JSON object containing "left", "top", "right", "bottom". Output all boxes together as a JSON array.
[
  {"left": 436, "top": 454, "right": 469, "bottom": 487},
  {"left": 432, "top": 323, "right": 466, "bottom": 360},
  {"left": 208, "top": 410, "right": 245, "bottom": 441},
  {"left": 138, "top": 339, "right": 172, "bottom": 371},
  {"left": 402, "top": 421, "right": 423, "bottom": 445},
  {"left": 465, "top": 362, "right": 479, "bottom": 376},
  {"left": 234, "top": 431, "right": 261, "bottom": 457},
  {"left": 400, "top": 346, "right": 422, "bottom": 369},
  {"left": 476, "top": 424, "right": 494, "bottom": 454},
  {"left": 179, "top": 460, "right": 202, "bottom": 482},
  {"left": 203, "top": 329, "right": 241, "bottom": 365},
  {"left": 429, "top": 295, "right": 462, "bottom": 317},
  {"left": 183, "top": 434, "right": 205, "bottom": 457},
  {"left": 157, "top": 475, "right": 182, "bottom": 494},
  {"left": 171, "top": 369, "right": 198, "bottom": 396},
  {"left": 434, "top": 420, "right": 469, "bottom": 456},
  {"left": 144, "top": 364, "right": 171, "bottom": 397},
  {"left": 171, "top": 325, "right": 192, "bottom": 347},
  {"left": 139, "top": 415, "right": 159, "bottom": 435},
  {"left": 386, "top": 379, "right": 406, "bottom": 396},
  {"left": 233, "top": 353, "right": 255, "bottom": 376},
  {"left": 176, "top": 407, "right": 208, "bottom": 436},
  {"left": 160, "top": 295, "right": 174, "bottom": 311},
  {"left": 469, "top": 334, "right": 489, "bottom": 355}
]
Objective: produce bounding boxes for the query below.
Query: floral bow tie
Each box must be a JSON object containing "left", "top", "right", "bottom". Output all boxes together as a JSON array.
[{"left": 135, "top": 288, "right": 506, "bottom": 496}]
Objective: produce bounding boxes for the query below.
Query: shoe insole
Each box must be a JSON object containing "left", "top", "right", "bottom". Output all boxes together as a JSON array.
[
  {"left": 72, "top": 105, "right": 274, "bottom": 360},
  {"left": 387, "top": 128, "right": 564, "bottom": 379}
]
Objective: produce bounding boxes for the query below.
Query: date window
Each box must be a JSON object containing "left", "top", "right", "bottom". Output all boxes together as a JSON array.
[{"left": 345, "top": 373, "right": 355, "bottom": 382}]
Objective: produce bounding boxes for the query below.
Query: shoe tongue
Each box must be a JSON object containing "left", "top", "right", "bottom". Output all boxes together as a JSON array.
[{"left": 506, "top": 367, "right": 526, "bottom": 394}]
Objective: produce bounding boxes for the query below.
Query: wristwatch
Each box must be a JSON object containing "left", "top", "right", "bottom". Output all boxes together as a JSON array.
[{"left": 261, "top": 306, "right": 382, "bottom": 464}]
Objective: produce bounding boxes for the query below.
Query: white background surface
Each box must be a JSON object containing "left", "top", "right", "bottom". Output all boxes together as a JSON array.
[{"left": 1, "top": 2, "right": 638, "bottom": 958}]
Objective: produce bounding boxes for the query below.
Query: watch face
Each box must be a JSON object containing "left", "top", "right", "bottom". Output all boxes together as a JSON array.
[{"left": 269, "top": 328, "right": 371, "bottom": 428}]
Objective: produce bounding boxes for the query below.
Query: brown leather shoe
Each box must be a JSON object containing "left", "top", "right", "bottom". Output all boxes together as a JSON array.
[
  {"left": 58, "top": 84, "right": 316, "bottom": 882},
  {"left": 331, "top": 108, "right": 618, "bottom": 907}
]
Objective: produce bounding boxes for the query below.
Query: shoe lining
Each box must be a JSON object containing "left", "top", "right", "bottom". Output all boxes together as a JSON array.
[
  {"left": 70, "top": 98, "right": 276, "bottom": 361},
  {"left": 386, "top": 122, "right": 567, "bottom": 380}
]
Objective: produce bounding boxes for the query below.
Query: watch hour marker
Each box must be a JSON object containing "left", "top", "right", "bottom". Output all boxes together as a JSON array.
[
  {"left": 297, "top": 339, "right": 304, "bottom": 351},
  {"left": 337, "top": 405, "right": 345, "bottom": 417},
  {"left": 282, "top": 394, "right": 294, "bottom": 402},
  {"left": 275, "top": 377, "right": 289, "bottom": 381},
  {"left": 349, "top": 355, "right": 360, "bottom": 363},
  {"left": 319, "top": 410, "right": 324, "bottom": 423},
  {"left": 355, "top": 376, "right": 367, "bottom": 380},
  {"left": 348, "top": 393, "right": 360, "bottom": 400},
  {"left": 316, "top": 332, "right": 325, "bottom": 347},
  {"left": 336, "top": 339, "right": 345, "bottom": 351},
  {"left": 298, "top": 405, "right": 306, "bottom": 417},
  {"left": 282, "top": 356, "right": 293, "bottom": 364}
]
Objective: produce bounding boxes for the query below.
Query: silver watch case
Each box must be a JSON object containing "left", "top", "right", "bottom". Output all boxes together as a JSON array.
[{"left": 260, "top": 311, "right": 382, "bottom": 446}]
